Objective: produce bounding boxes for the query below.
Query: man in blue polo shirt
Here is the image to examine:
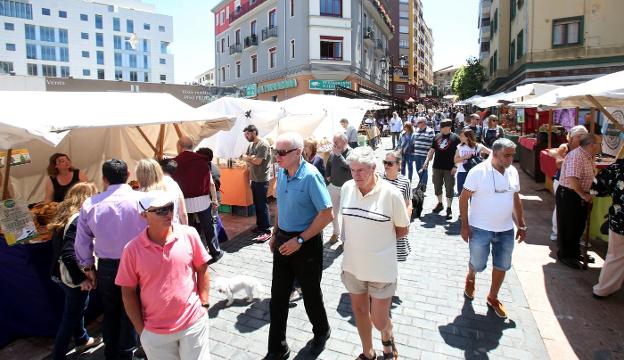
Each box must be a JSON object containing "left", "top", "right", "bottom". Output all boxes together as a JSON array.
[{"left": 264, "top": 132, "right": 334, "bottom": 360}]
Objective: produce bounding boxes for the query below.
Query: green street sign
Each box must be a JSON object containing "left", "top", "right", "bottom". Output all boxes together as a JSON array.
[
  {"left": 257, "top": 79, "right": 297, "bottom": 94},
  {"left": 245, "top": 83, "right": 257, "bottom": 98},
  {"left": 309, "top": 79, "right": 352, "bottom": 91}
]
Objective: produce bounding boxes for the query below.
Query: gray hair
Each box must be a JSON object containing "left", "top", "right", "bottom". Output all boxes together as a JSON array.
[
  {"left": 276, "top": 132, "right": 304, "bottom": 149},
  {"left": 333, "top": 132, "right": 348, "bottom": 142},
  {"left": 569, "top": 125, "right": 588, "bottom": 138},
  {"left": 416, "top": 116, "right": 427, "bottom": 124},
  {"left": 492, "top": 138, "right": 517, "bottom": 152},
  {"left": 386, "top": 151, "right": 401, "bottom": 162},
  {"left": 347, "top": 146, "right": 376, "bottom": 167},
  {"left": 579, "top": 133, "right": 597, "bottom": 147}
]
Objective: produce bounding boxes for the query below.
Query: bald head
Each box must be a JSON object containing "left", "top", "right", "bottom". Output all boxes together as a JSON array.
[{"left": 177, "top": 136, "right": 194, "bottom": 154}]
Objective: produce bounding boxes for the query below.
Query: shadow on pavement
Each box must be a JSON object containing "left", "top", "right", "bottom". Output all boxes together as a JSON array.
[
  {"left": 336, "top": 293, "right": 356, "bottom": 326},
  {"left": 322, "top": 242, "right": 343, "bottom": 271},
  {"left": 438, "top": 298, "right": 516, "bottom": 360}
]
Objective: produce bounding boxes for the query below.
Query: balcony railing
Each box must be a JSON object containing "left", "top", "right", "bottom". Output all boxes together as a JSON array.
[
  {"left": 229, "top": 0, "right": 267, "bottom": 23},
  {"left": 244, "top": 34, "right": 258, "bottom": 48},
  {"left": 229, "top": 43, "right": 242, "bottom": 55},
  {"left": 261, "top": 26, "right": 278, "bottom": 41}
]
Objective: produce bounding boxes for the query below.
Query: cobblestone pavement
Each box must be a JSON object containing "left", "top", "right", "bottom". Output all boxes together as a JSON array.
[{"left": 207, "top": 138, "right": 549, "bottom": 360}]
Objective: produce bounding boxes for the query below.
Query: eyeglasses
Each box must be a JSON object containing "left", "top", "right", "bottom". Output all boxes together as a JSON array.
[
  {"left": 146, "top": 203, "right": 175, "bottom": 216},
  {"left": 492, "top": 170, "right": 511, "bottom": 193},
  {"left": 383, "top": 160, "right": 397, "bottom": 166},
  {"left": 273, "top": 148, "right": 298, "bottom": 157}
]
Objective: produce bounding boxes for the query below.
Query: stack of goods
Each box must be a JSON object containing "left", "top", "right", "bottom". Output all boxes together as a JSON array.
[{"left": 30, "top": 202, "right": 58, "bottom": 240}]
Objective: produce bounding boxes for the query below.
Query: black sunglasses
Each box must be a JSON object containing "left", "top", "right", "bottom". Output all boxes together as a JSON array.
[
  {"left": 273, "top": 148, "right": 298, "bottom": 157},
  {"left": 383, "top": 160, "right": 397, "bottom": 166},
  {"left": 146, "top": 203, "right": 175, "bottom": 216}
]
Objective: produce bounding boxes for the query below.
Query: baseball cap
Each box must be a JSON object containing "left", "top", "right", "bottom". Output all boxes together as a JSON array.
[{"left": 138, "top": 190, "right": 174, "bottom": 212}]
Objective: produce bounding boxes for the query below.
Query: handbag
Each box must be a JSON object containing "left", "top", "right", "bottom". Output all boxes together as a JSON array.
[
  {"left": 463, "top": 146, "right": 483, "bottom": 172},
  {"left": 397, "top": 237, "right": 411, "bottom": 262},
  {"left": 58, "top": 213, "right": 81, "bottom": 288}
]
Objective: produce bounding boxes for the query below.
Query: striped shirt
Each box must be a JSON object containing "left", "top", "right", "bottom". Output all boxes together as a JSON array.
[
  {"left": 380, "top": 173, "right": 412, "bottom": 202},
  {"left": 412, "top": 127, "right": 435, "bottom": 156}
]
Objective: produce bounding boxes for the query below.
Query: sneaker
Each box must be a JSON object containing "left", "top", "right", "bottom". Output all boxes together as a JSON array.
[
  {"left": 432, "top": 203, "right": 444, "bottom": 213},
  {"left": 290, "top": 287, "right": 302, "bottom": 302},
  {"left": 329, "top": 234, "right": 339, "bottom": 244},
  {"left": 549, "top": 233, "right": 557, "bottom": 241},
  {"left": 75, "top": 337, "right": 102, "bottom": 353},
  {"left": 464, "top": 279, "right": 475, "bottom": 299},
  {"left": 254, "top": 233, "right": 272, "bottom": 243},
  {"left": 486, "top": 297, "right": 507, "bottom": 318},
  {"left": 446, "top": 207, "right": 452, "bottom": 220}
]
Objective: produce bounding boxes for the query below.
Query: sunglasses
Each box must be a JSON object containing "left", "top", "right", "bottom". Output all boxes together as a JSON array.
[
  {"left": 146, "top": 203, "right": 175, "bottom": 216},
  {"left": 273, "top": 148, "right": 297, "bottom": 157},
  {"left": 383, "top": 160, "right": 397, "bottom": 166}
]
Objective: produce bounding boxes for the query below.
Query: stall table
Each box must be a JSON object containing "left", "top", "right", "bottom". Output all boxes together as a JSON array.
[
  {"left": 518, "top": 137, "right": 546, "bottom": 182},
  {"left": 219, "top": 165, "right": 276, "bottom": 211},
  {"left": 539, "top": 150, "right": 559, "bottom": 193}
]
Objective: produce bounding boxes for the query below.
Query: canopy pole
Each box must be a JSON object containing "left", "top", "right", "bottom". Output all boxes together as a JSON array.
[
  {"left": 586, "top": 95, "right": 624, "bottom": 132},
  {"left": 173, "top": 124, "right": 183, "bottom": 139},
  {"left": 590, "top": 107, "right": 596, "bottom": 134},
  {"left": 157, "top": 124, "right": 165, "bottom": 160},
  {"left": 2, "top": 149, "right": 12, "bottom": 200},
  {"left": 135, "top": 126, "right": 157, "bottom": 153},
  {"left": 547, "top": 109, "right": 553, "bottom": 149},
  {"left": 575, "top": 107, "right": 580, "bottom": 126}
]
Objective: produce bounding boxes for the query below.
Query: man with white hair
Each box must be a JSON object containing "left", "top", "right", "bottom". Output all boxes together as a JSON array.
[
  {"left": 413, "top": 117, "right": 435, "bottom": 189},
  {"left": 326, "top": 132, "right": 352, "bottom": 244},
  {"left": 265, "top": 132, "right": 334, "bottom": 359}
]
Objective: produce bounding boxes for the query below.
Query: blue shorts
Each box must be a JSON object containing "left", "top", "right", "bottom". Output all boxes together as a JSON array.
[{"left": 469, "top": 226, "right": 515, "bottom": 272}]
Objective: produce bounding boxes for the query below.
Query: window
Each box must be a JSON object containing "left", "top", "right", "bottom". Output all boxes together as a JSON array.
[
  {"left": 144, "top": 23, "right": 150, "bottom": 30},
  {"left": 124, "top": 36, "right": 133, "bottom": 50},
  {"left": 268, "top": 9, "right": 276, "bottom": 28},
  {"left": 399, "top": 39, "right": 408, "bottom": 49},
  {"left": 96, "top": 33, "right": 103, "bottom": 47},
  {"left": 0, "top": 1, "right": 33, "bottom": 20},
  {"left": 320, "top": 37, "right": 342, "bottom": 60},
  {"left": 26, "top": 44, "right": 36, "bottom": 59},
  {"left": 98, "top": 69, "right": 105, "bottom": 79},
  {"left": 269, "top": 47, "right": 276, "bottom": 68},
  {"left": 27, "top": 63, "right": 37, "bottom": 76},
  {"left": 60, "top": 66, "right": 70, "bottom": 77},
  {"left": 0, "top": 61, "right": 13, "bottom": 74},
  {"left": 115, "top": 70, "right": 123, "bottom": 80},
  {"left": 40, "top": 26, "right": 55, "bottom": 42},
  {"left": 156, "top": 58, "right": 164, "bottom": 65},
  {"left": 395, "top": 84, "right": 405, "bottom": 93},
  {"left": 42, "top": 64, "right": 56, "bottom": 76},
  {"left": 41, "top": 8, "right": 50, "bottom": 15},
  {"left": 251, "top": 54, "right": 257, "bottom": 73},
  {"left": 95, "top": 14, "right": 103, "bottom": 29},
  {"left": 160, "top": 41, "right": 168, "bottom": 54},
  {"left": 80, "top": 14, "right": 88, "bottom": 21},
  {"left": 59, "top": 10, "right": 67, "bottom": 18},
  {"left": 511, "top": 0, "right": 516, "bottom": 19},
  {"left": 251, "top": 20, "right": 256, "bottom": 35},
  {"left": 235, "top": 29, "right": 241, "bottom": 44},
  {"left": 290, "top": 39, "right": 295, "bottom": 59},
  {"left": 143, "top": 72, "right": 149, "bottom": 82},
  {"left": 114, "top": 35, "right": 122, "bottom": 49},
  {"left": 113, "top": 17, "right": 120, "bottom": 31},
  {"left": 517, "top": 30, "right": 524, "bottom": 59},
  {"left": 553, "top": 17, "right": 582, "bottom": 46},
  {"left": 289, "top": 0, "right": 294, "bottom": 17},
  {"left": 509, "top": 40, "right": 515, "bottom": 65},
  {"left": 320, "top": 0, "right": 342, "bottom": 17},
  {"left": 97, "top": 51, "right": 104, "bottom": 65},
  {"left": 41, "top": 45, "right": 56, "bottom": 60},
  {"left": 158, "top": 25, "right": 165, "bottom": 32},
  {"left": 82, "top": 51, "right": 89, "bottom": 58},
  {"left": 60, "top": 47, "right": 69, "bottom": 61},
  {"left": 399, "top": 25, "right": 408, "bottom": 34},
  {"left": 129, "top": 54, "right": 137, "bottom": 67},
  {"left": 4, "top": 22, "right": 13, "bottom": 30},
  {"left": 25, "top": 24, "right": 35, "bottom": 40},
  {"left": 81, "top": 32, "right": 89, "bottom": 39},
  {"left": 236, "top": 61, "right": 241, "bottom": 78},
  {"left": 143, "top": 55, "right": 148, "bottom": 68},
  {"left": 127, "top": 19, "right": 134, "bottom": 33},
  {"left": 160, "top": 74, "right": 166, "bottom": 82},
  {"left": 59, "top": 29, "right": 68, "bottom": 44},
  {"left": 493, "top": 50, "right": 498, "bottom": 72},
  {"left": 83, "top": 69, "right": 91, "bottom": 76},
  {"left": 142, "top": 39, "right": 149, "bottom": 52},
  {"left": 114, "top": 52, "right": 122, "bottom": 66},
  {"left": 5, "top": 43, "right": 15, "bottom": 51},
  {"left": 399, "top": 11, "right": 408, "bottom": 19},
  {"left": 221, "top": 67, "right": 225, "bottom": 81}
]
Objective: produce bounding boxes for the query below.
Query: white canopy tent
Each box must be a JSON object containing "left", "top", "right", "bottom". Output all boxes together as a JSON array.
[
  {"left": 453, "top": 95, "right": 483, "bottom": 106},
  {"left": 498, "top": 83, "right": 562, "bottom": 104},
  {"left": 472, "top": 92, "right": 509, "bottom": 109},
  {"left": 1, "top": 91, "right": 235, "bottom": 203},
  {"left": 552, "top": 70, "right": 624, "bottom": 108}
]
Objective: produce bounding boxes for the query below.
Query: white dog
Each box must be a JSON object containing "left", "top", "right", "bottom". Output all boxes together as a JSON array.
[{"left": 213, "top": 275, "right": 264, "bottom": 306}]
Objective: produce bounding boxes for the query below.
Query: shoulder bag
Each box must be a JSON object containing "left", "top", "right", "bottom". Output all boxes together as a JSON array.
[
  {"left": 58, "top": 213, "right": 81, "bottom": 288},
  {"left": 463, "top": 146, "right": 483, "bottom": 173}
]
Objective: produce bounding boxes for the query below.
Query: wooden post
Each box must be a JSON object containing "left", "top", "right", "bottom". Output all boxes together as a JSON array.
[
  {"left": 2, "top": 149, "right": 12, "bottom": 200},
  {"left": 173, "top": 123, "right": 183, "bottom": 139},
  {"left": 586, "top": 95, "right": 624, "bottom": 132},
  {"left": 547, "top": 109, "right": 553, "bottom": 149},
  {"left": 157, "top": 124, "right": 166, "bottom": 160},
  {"left": 135, "top": 126, "right": 157, "bottom": 153},
  {"left": 575, "top": 107, "right": 580, "bottom": 126},
  {"left": 590, "top": 107, "right": 596, "bottom": 134}
]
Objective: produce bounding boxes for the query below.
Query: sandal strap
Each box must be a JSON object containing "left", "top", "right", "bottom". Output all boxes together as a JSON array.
[{"left": 357, "top": 351, "right": 376, "bottom": 360}]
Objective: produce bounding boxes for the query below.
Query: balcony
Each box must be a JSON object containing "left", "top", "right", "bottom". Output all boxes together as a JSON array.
[
  {"left": 364, "top": 27, "right": 375, "bottom": 47},
  {"left": 229, "top": 0, "right": 267, "bottom": 24},
  {"left": 261, "top": 26, "right": 278, "bottom": 41},
  {"left": 229, "top": 43, "right": 242, "bottom": 55},
  {"left": 375, "top": 39, "right": 384, "bottom": 55},
  {"left": 244, "top": 34, "right": 258, "bottom": 49}
]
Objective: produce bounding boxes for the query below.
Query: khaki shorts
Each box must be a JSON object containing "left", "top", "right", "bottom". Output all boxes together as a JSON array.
[{"left": 341, "top": 271, "right": 397, "bottom": 299}]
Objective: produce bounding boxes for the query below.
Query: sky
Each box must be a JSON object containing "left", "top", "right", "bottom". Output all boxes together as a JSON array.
[{"left": 154, "top": 0, "right": 480, "bottom": 84}]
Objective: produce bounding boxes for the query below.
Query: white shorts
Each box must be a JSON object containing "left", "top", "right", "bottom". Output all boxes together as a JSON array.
[{"left": 140, "top": 313, "right": 210, "bottom": 360}]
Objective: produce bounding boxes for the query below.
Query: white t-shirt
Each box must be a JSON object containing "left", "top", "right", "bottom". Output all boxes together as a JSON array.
[
  {"left": 463, "top": 160, "right": 520, "bottom": 232},
  {"left": 164, "top": 175, "right": 185, "bottom": 224},
  {"left": 455, "top": 112, "right": 465, "bottom": 125},
  {"left": 456, "top": 143, "right": 484, "bottom": 173},
  {"left": 340, "top": 177, "right": 410, "bottom": 283}
]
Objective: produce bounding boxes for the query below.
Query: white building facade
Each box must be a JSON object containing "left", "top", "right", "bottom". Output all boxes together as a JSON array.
[{"left": 0, "top": 0, "right": 174, "bottom": 83}]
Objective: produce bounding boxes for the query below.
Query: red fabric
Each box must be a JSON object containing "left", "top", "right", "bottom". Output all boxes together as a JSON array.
[
  {"left": 172, "top": 151, "right": 212, "bottom": 198},
  {"left": 519, "top": 137, "right": 537, "bottom": 151},
  {"left": 540, "top": 150, "right": 559, "bottom": 178},
  {"left": 523, "top": 108, "right": 550, "bottom": 133}
]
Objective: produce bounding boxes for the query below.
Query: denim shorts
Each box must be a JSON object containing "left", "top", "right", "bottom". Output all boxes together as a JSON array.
[{"left": 469, "top": 226, "right": 515, "bottom": 272}]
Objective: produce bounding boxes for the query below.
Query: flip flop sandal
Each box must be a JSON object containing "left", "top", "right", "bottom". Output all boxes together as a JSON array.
[
  {"left": 357, "top": 351, "right": 376, "bottom": 360},
  {"left": 382, "top": 336, "right": 398, "bottom": 359}
]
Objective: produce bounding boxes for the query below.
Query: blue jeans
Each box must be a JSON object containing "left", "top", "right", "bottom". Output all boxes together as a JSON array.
[
  {"left": 251, "top": 181, "right": 271, "bottom": 234},
  {"left": 53, "top": 281, "right": 90, "bottom": 360},
  {"left": 189, "top": 207, "right": 222, "bottom": 258},
  {"left": 98, "top": 259, "right": 136, "bottom": 360},
  {"left": 456, "top": 171, "right": 468, "bottom": 196},
  {"left": 414, "top": 155, "right": 428, "bottom": 187},
  {"left": 401, "top": 154, "right": 415, "bottom": 181},
  {"left": 469, "top": 227, "right": 515, "bottom": 272}
]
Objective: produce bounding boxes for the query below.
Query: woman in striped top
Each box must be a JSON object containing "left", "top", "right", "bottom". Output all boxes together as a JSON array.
[{"left": 381, "top": 152, "right": 412, "bottom": 217}]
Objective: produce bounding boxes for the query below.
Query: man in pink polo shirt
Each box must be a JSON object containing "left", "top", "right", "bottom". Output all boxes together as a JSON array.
[{"left": 115, "top": 190, "right": 211, "bottom": 360}]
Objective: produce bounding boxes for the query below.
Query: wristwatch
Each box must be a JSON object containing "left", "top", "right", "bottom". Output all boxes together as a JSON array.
[
  {"left": 82, "top": 265, "right": 95, "bottom": 273},
  {"left": 296, "top": 236, "right": 305, "bottom": 244},
  {"left": 517, "top": 226, "right": 528, "bottom": 231}
]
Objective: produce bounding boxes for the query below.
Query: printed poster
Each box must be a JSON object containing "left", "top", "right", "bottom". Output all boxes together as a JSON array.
[
  {"left": 0, "top": 199, "right": 37, "bottom": 246},
  {"left": 0, "top": 149, "right": 32, "bottom": 168}
]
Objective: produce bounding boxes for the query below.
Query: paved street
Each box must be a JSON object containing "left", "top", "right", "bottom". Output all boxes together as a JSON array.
[{"left": 206, "top": 138, "right": 548, "bottom": 360}]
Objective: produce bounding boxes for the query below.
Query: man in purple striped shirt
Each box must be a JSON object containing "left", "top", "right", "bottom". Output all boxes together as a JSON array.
[{"left": 75, "top": 159, "right": 146, "bottom": 360}]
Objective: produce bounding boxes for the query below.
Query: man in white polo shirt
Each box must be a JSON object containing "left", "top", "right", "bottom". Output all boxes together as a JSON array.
[{"left": 459, "top": 138, "right": 527, "bottom": 319}]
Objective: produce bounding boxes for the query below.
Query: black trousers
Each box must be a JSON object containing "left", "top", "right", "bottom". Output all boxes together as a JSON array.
[
  {"left": 189, "top": 207, "right": 222, "bottom": 258},
  {"left": 556, "top": 186, "right": 589, "bottom": 260},
  {"left": 267, "top": 230, "right": 329, "bottom": 353}
]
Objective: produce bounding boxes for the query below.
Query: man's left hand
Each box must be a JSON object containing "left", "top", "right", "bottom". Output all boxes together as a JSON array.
[
  {"left": 278, "top": 237, "right": 302, "bottom": 256},
  {"left": 516, "top": 228, "right": 526, "bottom": 243},
  {"left": 451, "top": 167, "right": 457, "bottom": 176}
]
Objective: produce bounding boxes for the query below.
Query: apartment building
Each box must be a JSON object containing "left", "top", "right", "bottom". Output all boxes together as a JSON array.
[
  {"left": 0, "top": 0, "right": 174, "bottom": 83},
  {"left": 433, "top": 65, "right": 459, "bottom": 96},
  {"left": 481, "top": 0, "right": 624, "bottom": 93},
  {"left": 212, "top": 0, "right": 394, "bottom": 101},
  {"left": 477, "top": 0, "right": 492, "bottom": 62},
  {"left": 195, "top": 68, "right": 216, "bottom": 86}
]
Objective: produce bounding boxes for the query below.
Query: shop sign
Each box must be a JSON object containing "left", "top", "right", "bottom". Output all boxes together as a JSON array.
[
  {"left": 244, "top": 83, "right": 258, "bottom": 98},
  {"left": 309, "top": 80, "right": 352, "bottom": 91},
  {"left": 0, "top": 149, "right": 31, "bottom": 168},
  {"left": 0, "top": 199, "right": 37, "bottom": 246},
  {"left": 257, "top": 79, "right": 297, "bottom": 94},
  {"left": 516, "top": 108, "right": 525, "bottom": 124}
]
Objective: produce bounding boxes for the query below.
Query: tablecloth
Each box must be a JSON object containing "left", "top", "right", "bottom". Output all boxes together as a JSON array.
[
  {"left": 539, "top": 150, "right": 559, "bottom": 179},
  {"left": 519, "top": 136, "right": 537, "bottom": 151}
]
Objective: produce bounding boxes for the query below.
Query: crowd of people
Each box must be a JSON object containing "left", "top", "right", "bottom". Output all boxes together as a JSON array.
[{"left": 43, "top": 103, "right": 623, "bottom": 360}]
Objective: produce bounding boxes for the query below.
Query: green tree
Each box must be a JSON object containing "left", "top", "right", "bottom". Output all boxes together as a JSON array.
[{"left": 451, "top": 57, "right": 487, "bottom": 100}]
